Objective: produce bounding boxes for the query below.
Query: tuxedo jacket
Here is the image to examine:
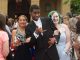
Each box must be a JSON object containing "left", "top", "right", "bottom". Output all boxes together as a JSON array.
[{"left": 25, "top": 17, "right": 59, "bottom": 60}]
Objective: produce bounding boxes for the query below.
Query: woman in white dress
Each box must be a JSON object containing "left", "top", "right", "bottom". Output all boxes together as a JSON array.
[{"left": 48, "top": 11, "right": 71, "bottom": 60}]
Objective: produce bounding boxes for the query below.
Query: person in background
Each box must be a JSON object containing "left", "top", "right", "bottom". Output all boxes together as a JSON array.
[
  {"left": 69, "top": 17, "right": 78, "bottom": 60},
  {"left": 5, "top": 16, "right": 13, "bottom": 60},
  {"left": 62, "top": 14, "right": 75, "bottom": 60},
  {"left": 0, "top": 13, "right": 9, "bottom": 60},
  {"left": 11, "top": 15, "right": 32, "bottom": 60},
  {"left": 12, "top": 18, "right": 18, "bottom": 29},
  {"left": 63, "top": 15, "right": 70, "bottom": 28},
  {"left": 6, "top": 18, "right": 14, "bottom": 32},
  {"left": 5, "top": 16, "right": 12, "bottom": 43},
  {"left": 48, "top": 11, "right": 71, "bottom": 60},
  {"left": 73, "top": 20, "right": 80, "bottom": 60}
]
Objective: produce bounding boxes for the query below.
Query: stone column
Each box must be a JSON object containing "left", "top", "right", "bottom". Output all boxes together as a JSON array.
[
  {"left": 0, "top": 0, "right": 8, "bottom": 15},
  {"left": 31, "top": 0, "right": 40, "bottom": 6}
]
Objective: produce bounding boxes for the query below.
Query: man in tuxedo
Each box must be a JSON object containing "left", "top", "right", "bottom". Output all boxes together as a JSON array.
[{"left": 25, "top": 5, "right": 59, "bottom": 60}]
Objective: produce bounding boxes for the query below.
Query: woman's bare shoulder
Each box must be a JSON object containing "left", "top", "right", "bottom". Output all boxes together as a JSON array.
[
  {"left": 61, "top": 23, "right": 68, "bottom": 28},
  {"left": 12, "top": 29, "right": 17, "bottom": 35}
]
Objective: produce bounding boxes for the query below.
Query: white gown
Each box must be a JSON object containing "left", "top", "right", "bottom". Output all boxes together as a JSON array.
[{"left": 56, "top": 24, "right": 71, "bottom": 60}]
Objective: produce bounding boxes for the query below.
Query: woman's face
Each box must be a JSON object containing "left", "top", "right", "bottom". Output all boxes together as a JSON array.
[
  {"left": 18, "top": 16, "right": 27, "bottom": 28},
  {"left": 51, "top": 12, "right": 59, "bottom": 24},
  {"left": 63, "top": 16, "right": 69, "bottom": 26}
]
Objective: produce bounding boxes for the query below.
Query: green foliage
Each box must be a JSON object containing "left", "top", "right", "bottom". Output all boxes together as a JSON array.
[{"left": 71, "top": 0, "right": 80, "bottom": 14}]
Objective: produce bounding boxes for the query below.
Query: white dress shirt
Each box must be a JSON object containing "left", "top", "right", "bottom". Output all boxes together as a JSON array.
[
  {"left": 34, "top": 18, "right": 42, "bottom": 28},
  {"left": 33, "top": 18, "right": 43, "bottom": 38}
]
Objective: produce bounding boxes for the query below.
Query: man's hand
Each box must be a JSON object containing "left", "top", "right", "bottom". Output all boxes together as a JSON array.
[{"left": 35, "top": 27, "right": 43, "bottom": 34}]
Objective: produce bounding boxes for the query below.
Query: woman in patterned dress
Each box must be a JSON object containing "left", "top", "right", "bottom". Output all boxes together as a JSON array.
[{"left": 11, "top": 15, "right": 32, "bottom": 60}]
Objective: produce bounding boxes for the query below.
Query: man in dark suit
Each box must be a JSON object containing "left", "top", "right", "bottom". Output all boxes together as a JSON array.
[{"left": 25, "top": 5, "right": 59, "bottom": 60}]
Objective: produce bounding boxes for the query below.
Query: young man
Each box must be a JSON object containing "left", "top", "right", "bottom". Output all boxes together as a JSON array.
[{"left": 25, "top": 5, "right": 59, "bottom": 60}]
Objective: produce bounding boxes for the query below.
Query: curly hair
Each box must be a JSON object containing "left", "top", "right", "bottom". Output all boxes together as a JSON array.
[
  {"left": 0, "top": 13, "right": 6, "bottom": 30},
  {"left": 30, "top": 5, "right": 40, "bottom": 12}
]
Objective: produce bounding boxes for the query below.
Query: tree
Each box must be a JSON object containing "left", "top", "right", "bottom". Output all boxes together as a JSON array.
[{"left": 71, "top": 0, "right": 80, "bottom": 14}]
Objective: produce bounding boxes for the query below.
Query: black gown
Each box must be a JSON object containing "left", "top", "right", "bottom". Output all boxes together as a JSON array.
[
  {"left": 14, "top": 43, "right": 32, "bottom": 60},
  {"left": 13, "top": 29, "right": 32, "bottom": 60}
]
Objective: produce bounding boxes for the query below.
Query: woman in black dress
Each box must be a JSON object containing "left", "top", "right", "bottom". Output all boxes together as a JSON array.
[{"left": 11, "top": 15, "right": 32, "bottom": 60}]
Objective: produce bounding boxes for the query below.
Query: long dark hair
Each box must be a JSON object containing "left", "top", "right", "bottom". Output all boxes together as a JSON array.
[
  {"left": 0, "top": 13, "right": 6, "bottom": 31},
  {"left": 76, "top": 20, "right": 80, "bottom": 34}
]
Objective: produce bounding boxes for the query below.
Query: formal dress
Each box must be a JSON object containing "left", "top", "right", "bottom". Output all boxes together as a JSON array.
[
  {"left": 56, "top": 24, "right": 71, "bottom": 60},
  {"left": 14, "top": 29, "right": 32, "bottom": 60},
  {"left": 26, "top": 17, "right": 59, "bottom": 60}
]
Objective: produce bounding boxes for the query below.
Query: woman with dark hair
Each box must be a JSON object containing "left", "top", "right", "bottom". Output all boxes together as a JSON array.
[
  {"left": 76, "top": 20, "right": 80, "bottom": 34},
  {"left": 73, "top": 20, "right": 80, "bottom": 60},
  {"left": 0, "top": 13, "right": 9, "bottom": 60}
]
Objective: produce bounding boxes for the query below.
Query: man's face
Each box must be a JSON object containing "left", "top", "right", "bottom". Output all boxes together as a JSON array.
[{"left": 31, "top": 9, "right": 40, "bottom": 21}]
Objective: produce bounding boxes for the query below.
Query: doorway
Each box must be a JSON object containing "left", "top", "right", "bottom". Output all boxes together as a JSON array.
[{"left": 8, "top": 0, "right": 31, "bottom": 22}]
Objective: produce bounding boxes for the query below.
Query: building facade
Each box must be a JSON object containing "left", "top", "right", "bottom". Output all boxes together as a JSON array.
[{"left": 0, "top": 0, "right": 71, "bottom": 18}]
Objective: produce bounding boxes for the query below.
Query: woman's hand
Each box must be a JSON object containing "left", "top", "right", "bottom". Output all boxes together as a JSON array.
[
  {"left": 12, "top": 40, "right": 21, "bottom": 47},
  {"left": 54, "top": 30, "right": 60, "bottom": 35},
  {"left": 48, "top": 37, "right": 56, "bottom": 48},
  {"left": 26, "top": 37, "right": 31, "bottom": 43},
  {"left": 73, "top": 41, "right": 80, "bottom": 50}
]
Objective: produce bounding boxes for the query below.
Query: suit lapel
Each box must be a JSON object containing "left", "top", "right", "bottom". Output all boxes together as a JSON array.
[
  {"left": 31, "top": 21, "right": 36, "bottom": 27},
  {"left": 31, "top": 18, "right": 46, "bottom": 32},
  {"left": 40, "top": 18, "right": 45, "bottom": 30},
  {"left": 30, "top": 21, "right": 36, "bottom": 32}
]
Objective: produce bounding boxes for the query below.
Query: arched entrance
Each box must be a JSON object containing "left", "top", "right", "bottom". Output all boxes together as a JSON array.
[{"left": 8, "top": 0, "right": 31, "bottom": 22}]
